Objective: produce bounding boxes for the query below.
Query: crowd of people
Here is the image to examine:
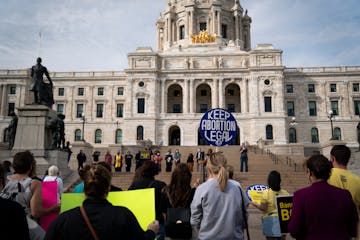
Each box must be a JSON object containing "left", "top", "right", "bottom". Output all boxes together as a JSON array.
[{"left": 0, "top": 144, "right": 359, "bottom": 240}]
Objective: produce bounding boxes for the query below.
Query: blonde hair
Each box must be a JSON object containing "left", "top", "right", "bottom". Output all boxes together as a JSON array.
[{"left": 207, "top": 152, "right": 228, "bottom": 192}]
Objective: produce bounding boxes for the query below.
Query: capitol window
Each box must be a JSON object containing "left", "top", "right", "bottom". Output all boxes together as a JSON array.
[
  {"left": 97, "top": 87, "right": 104, "bottom": 96},
  {"left": 200, "top": 22, "right": 207, "bottom": 31},
  {"left": 179, "top": 25, "right": 185, "bottom": 40},
  {"left": 78, "top": 87, "right": 84, "bottom": 96},
  {"left": 138, "top": 98, "right": 145, "bottom": 113},
  {"left": 264, "top": 97, "right": 272, "bottom": 112},
  {"left": 58, "top": 88, "right": 64, "bottom": 96},
  {"left": 353, "top": 83, "right": 359, "bottom": 92},
  {"left": 286, "top": 84, "right": 293, "bottom": 93},
  {"left": 330, "top": 84, "right": 337, "bottom": 92},
  {"left": 117, "top": 87, "right": 124, "bottom": 95},
  {"left": 9, "top": 85, "right": 16, "bottom": 95},
  {"left": 308, "top": 84, "right": 315, "bottom": 93}
]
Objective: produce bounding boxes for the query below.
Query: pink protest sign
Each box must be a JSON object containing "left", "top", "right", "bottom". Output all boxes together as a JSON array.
[{"left": 40, "top": 181, "right": 58, "bottom": 231}]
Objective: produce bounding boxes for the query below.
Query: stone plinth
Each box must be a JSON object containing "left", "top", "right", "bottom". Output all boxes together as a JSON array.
[
  {"left": 11, "top": 105, "right": 73, "bottom": 178},
  {"left": 13, "top": 105, "right": 57, "bottom": 152}
]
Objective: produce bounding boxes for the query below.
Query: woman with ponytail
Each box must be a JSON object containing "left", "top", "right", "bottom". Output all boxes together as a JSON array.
[
  {"left": 190, "top": 152, "right": 249, "bottom": 240},
  {"left": 45, "top": 164, "right": 159, "bottom": 240}
]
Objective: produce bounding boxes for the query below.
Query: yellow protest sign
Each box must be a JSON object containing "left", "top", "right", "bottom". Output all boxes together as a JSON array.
[
  {"left": 276, "top": 195, "right": 293, "bottom": 233},
  {"left": 61, "top": 188, "right": 155, "bottom": 230}
]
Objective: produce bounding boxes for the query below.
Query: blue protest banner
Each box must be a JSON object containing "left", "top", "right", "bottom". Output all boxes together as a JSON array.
[{"left": 199, "top": 108, "right": 238, "bottom": 146}]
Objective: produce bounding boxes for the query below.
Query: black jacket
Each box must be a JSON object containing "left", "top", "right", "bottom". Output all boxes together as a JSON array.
[
  {"left": 129, "top": 177, "right": 166, "bottom": 224},
  {"left": 45, "top": 198, "right": 155, "bottom": 240}
]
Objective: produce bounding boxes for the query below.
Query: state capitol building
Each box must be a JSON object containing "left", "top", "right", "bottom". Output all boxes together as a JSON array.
[{"left": 1, "top": 0, "right": 360, "bottom": 156}]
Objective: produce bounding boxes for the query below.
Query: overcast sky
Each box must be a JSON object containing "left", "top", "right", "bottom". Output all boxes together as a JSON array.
[{"left": 0, "top": 0, "right": 359, "bottom": 72}]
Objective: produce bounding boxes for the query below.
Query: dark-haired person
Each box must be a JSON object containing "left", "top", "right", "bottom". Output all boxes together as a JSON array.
[
  {"left": 0, "top": 163, "right": 30, "bottom": 240},
  {"left": 3, "top": 151, "right": 60, "bottom": 239},
  {"left": 252, "top": 171, "right": 289, "bottom": 240},
  {"left": 288, "top": 154, "right": 358, "bottom": 239},
  {"left": 129, "top": 161, "right": 166, "bottom": 240},
  {"left": 328, "top": 145, "right": 360, "bottom": 216},
  {"left": 45, "top": 164, "right": 159, "bottom": 239},
  {"left": 191, "top": 152, "right": 249, "bottom": 240},
  {"left": 161, "top": 163, "right": 196, "bottom": 239}
]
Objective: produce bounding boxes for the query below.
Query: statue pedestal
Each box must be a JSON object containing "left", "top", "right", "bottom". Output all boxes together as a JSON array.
[
  {"left": 13, "top": 105, "right": 57, "bottom": 152},
  {"left": 11, "top": 105, "right": 72, "bottom": 178}
]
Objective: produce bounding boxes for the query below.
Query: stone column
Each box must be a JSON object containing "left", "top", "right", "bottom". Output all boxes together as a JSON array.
[
  {"left": 168, "top": 17, "right": 172, "bottom": 43},
  {"left": 219, "top": 78, "right": 224, "bottom": 108},
  {"left": 189, "top": 79, "right": 194, "bottom": 113},
  {"left": 234, "top": 14, "right": 239, "bottom": 40},
  {"left": 212, "top": 78, "right": 219, "bottom": 109},
  {"left": 217, "top": 11, "right": 221, "bottom": 35},
  {"left": 212, "top": 11, "right": 216, "bottom": 34},
  {"left": 161, "top": 79, "right": 166, "bottom": 113},
  {"left": 244, "top": 79, "right": 249, "bottom": 113},
  {"left": 189, "top": 11, "right": 194, "bottom": 36},
  {"left": 1, "top": 84, "right": 7, "bottom": 116},
  {"left": 184, "top": 79, "right": 189, "bottom": 113}
]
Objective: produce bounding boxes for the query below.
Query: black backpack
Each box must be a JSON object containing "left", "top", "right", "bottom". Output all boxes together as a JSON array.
[{"left": 165, "top": 207, "right": 192, "bottom": 239}]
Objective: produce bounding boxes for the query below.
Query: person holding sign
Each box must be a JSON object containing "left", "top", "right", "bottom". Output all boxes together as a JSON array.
[
  {"left": 252, "top": 171, "right": 289, "bottom": 240},
  {"left": 45, "top": 164, "right": 159, "bottom": 239},
  {"left": 288, "top": 155, "right": 359, "bottom": 240}
]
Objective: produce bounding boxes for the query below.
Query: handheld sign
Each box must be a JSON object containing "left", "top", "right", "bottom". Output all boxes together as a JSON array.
[
  {"left": 276, "top": 195, "right": 293, "bottom": 233},
  {"left": 61, "top": 188, "right": 155, "bottom": 231},
  {"left": 246, "top": 184, "right": 268, "bottom": 204},
  {"left": 200, "top": 108, "right": 238, "bottom": 146}
]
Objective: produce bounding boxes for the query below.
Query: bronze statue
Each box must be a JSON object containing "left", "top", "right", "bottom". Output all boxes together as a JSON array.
[
  {"left": 30, "top": 57, "right": 54, "bottom": 108},
  {"left": 8, "top": 112, "right": 18, "bottom": 149}
]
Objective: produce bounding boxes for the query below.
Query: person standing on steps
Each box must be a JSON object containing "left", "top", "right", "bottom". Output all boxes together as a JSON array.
[
  {"left": 76, "top": 149, "right": 87, "bottom": 170},
  {"left": 125, "top": 151, "right": 133, "bottom": 172},
  {"left": 195, "top": 148, "right": 205, "bottom": 172},
  {"left": 240, "top": 143, "right": 248, "bottom": 172},
  {"left": 165, "top": 150, "right": 174, "bottom": 172},
  {"left": 114, "top": 150, "right": 123, "bottom": 172}
]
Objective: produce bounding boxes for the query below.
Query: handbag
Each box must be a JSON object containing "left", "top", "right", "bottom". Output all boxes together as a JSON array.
[
  {"left": 165, "top": 207, "right": 192, "bottom": 239},
  {"left": 262, "top": 215, "right": 281, "bottom": 237}
]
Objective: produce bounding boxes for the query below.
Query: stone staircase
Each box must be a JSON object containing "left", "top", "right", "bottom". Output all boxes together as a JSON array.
[{"left": 110, "top": 146, "right": 308, "bottom": 194}]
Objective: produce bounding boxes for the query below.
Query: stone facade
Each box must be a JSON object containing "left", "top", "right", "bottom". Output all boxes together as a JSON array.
[{"left": 1, "top": 0, "right": 360, "bottom": 155}]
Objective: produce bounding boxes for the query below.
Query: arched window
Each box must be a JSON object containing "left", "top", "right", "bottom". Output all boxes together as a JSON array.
[
  {"left": 266, "top": 125, "right": 273, "bottom": 140},
  {"left": 95, "top": 129, "right": 102, "bottom": 144},
  {"left": 311, "top": 128, "right": 319, "bottom": 143},
  {"left": 289, "top": 128, "right": 297, "bottom": 143},
  {"left": 137, "top": 126, "right": 144, "bottom": 140},
  {"left": 334, "top": 127, "right": 341, "bottom": 140},
  {"left": 74, "top": 129, "right": 82, "bottom": 141},
  {"left": 115, "top": 129, "right": 122, "bottom": 144},
  {"left": 3, "top": 128, "right": 9, "bottom": 142}
]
